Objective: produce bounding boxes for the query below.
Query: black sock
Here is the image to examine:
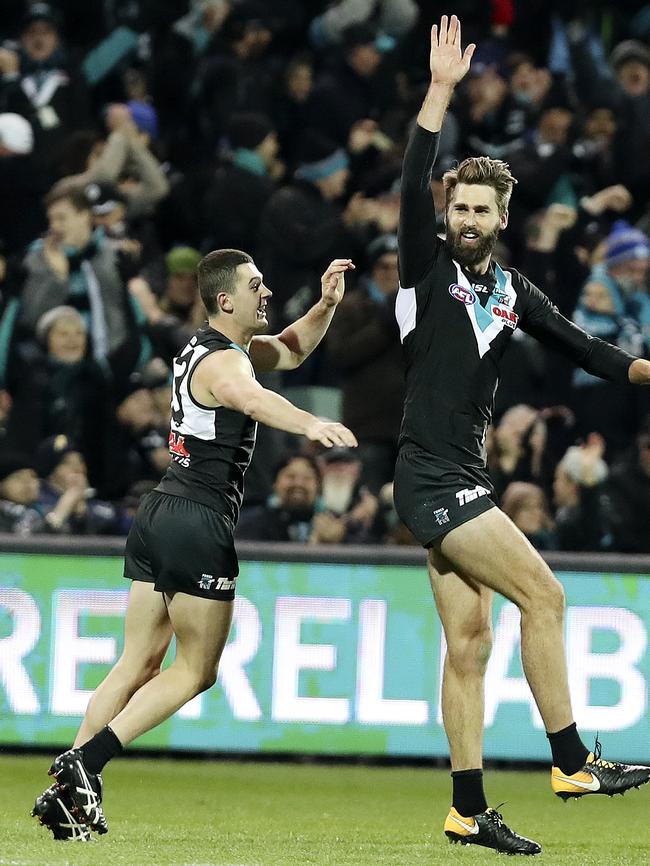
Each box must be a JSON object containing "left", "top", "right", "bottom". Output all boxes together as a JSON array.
[
  {"left": 451, "top": 769, "right": 488, "bottom": 817},
  {"left": 547, "top": 723, "right": 589, "bottom": 775},
  {"left": 80, "top": 726, "right": 123, "bottom": 774}
]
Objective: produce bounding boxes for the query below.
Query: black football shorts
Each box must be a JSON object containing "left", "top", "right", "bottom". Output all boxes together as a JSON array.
[
  {"left": 124, "top": 491, "right": 239, "bottom": 601},
  {"left": 393, "top": 446, "right": 496, "bottom": 547}
]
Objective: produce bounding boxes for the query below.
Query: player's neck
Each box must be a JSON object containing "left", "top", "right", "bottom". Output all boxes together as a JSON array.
[
  {"left": 466, "top": 254, "right": 492, "bottom": 276},
  {"left": 206, "top": 316, "right": 252, "bottom": 352}
]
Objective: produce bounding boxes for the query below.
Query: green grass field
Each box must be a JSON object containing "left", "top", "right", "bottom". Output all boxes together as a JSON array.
[{"left": 1, "top": 754, "right": 648, "bottom": 865}]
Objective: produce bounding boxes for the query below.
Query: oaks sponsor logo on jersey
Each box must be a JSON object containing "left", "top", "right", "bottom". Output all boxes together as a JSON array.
[
  {"left": 448, "top": 283, "right": 476, "bottom": 305},
  {"left": 169, "top": 431, "right": 190, "bottom": 467},
  {"left": 491, "top": 305, "right": 519, "bottom": 329}
]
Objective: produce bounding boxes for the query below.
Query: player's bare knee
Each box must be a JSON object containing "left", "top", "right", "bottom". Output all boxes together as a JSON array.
[
  {"left": 521, "top": 567, "right": 565, "bottom": 621},
  {"left": 189, "top": 666, "right": 218, "bottom": 696},
  {"left": 446, "top": 624, "right": 493, "bottom": 676}
]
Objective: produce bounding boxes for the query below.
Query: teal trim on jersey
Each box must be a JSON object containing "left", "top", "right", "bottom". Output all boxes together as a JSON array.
[
  {"left": 0, "top": 297, "right": 20, "bottom": 388},
  {"left": 472, "top": 264, "right": 510, "bottom": 333},
  {"left": 229, "top": 341, "right": 250, "bottom": 356}
]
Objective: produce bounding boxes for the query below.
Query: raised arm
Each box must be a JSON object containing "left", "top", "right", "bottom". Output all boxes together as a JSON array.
[
  {"left": 399, "top": 15, "right": 475, "bottom": 287},
  {"left": 194, "top": 348, "right": 358, "bottom": 449},
  {"left": 249, "top": 259, "right": 354, "bottom": 372}
]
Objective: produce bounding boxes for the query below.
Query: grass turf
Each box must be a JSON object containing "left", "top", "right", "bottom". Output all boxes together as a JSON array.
[{"left": 1, "top": 754, "right": 648, "bottom": 865}]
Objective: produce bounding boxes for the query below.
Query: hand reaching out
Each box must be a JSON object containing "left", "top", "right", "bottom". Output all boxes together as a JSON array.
[{"left": 320, "top": 258, "right": 355, "bottom": 307}]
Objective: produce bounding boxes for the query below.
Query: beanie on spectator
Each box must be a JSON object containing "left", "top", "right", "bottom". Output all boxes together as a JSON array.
[
  {"left": 225, "top": 113, "right": 273, "bottom": 150},
  {"left": 0, "top": 453, "right": 35, "bottom": 484},
  {"left": 35, "top": 305, "right": 86, "bottom": 345},
  {"left": 0, "top": 114, "right": 34, "bottom": 155},
  {"left": 127, "top": 100, "right": 159, "bottom": 139},
  {"left": 35, "top": 435, "right": 78, "bottom": 479},
  {"left": 166, "top": 246, "right": 202, "bottom": 275},
  {"left": 366, "top": 233, "right": 398, "bottom": 268},
  {"left": 85, "top": 182, "right": 127, "bottom": 215},
  {"left": 605, "top": 220, "right": 650, "bottom": 267},
  {"left": 22, "top": 2, "right": 61, "bottom": 30},
  {"left": 294, "top": 130, "right": 349, "bottom": 183},
  {"left": 610, "top": 40, "right": 650, "bottom": 71}
]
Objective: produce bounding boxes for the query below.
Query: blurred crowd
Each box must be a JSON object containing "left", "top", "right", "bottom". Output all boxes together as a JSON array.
[{"left": 0, "top": 1, "right": 649, "bottom": 552}]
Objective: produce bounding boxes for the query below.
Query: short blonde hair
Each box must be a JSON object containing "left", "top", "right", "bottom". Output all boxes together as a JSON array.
[{"left": 443, "top": 157, "right": 517, "bottom": 217}]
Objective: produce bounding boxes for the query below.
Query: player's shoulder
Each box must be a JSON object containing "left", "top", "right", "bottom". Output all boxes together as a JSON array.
[{"left": 499, "top": 264, "right": 540, "bottom": 297}]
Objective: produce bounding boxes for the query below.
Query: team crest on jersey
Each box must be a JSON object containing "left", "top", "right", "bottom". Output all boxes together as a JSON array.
[
  {"left": 492, "top": 306, "right": 519, "bottom": 329},
  {"left": 449, "top": 283, "right": 476, "bottom": 305},
  {"left": 169, "top": 431, "right": 191, "bottom": 467}
]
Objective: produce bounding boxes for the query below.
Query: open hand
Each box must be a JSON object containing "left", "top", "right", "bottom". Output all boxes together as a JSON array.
[
  {"left": 305, "top": 418, "right": 358, "bottom": 449},
  {"left": 429, "top": 15, "right": 475, "bottom": 86}
]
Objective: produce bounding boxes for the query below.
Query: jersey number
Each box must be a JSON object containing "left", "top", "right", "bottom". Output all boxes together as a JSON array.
[{"left": 171, "top": 346, "right": 194, "bottom": 426}]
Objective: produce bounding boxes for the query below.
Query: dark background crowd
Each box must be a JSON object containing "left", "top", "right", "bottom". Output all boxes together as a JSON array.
[{"left": 0, "top": 0, "right": 649, "bottom": 553}]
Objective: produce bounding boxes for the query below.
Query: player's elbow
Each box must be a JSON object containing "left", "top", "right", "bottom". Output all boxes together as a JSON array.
[{"left": 242, "top": 393, "right": 266, "bottom": 420}]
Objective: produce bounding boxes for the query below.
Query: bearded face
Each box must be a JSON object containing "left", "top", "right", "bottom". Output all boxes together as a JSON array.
[
  {"left": 446, "top": 221, "right": 501, "bottom": 268},
  {"left": 445, "top": 183, "right": 507, "bottom": 270}
]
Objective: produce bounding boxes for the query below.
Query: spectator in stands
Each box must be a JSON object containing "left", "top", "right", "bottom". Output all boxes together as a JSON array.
[
  {"left": 552, "top": 434, "right": 610, "bottom": 551},
  {"left": 309, "top": 23, "right": 401, "bottom": 146},
  {"left": 202, "top": 112, "right": 282, "bottom": 254},
  {"left": 318, "top": 446, "right": 380, "bottom": 542},
  {"left": 0, "top": 3, "right": 91, "bottom": 175},
  {"left": 237, "top": 453, "right": 323, "bottom": 542},
  {"left": 272, "top": 54, "right": 318, "bottom": 170},
  {"left": 53, "top": 104, "right": 169, "bottom": 221},
  {"left": 257, "top": 129, "right": 357, "bottom": 375},
  {"left": 4, "top": 305, "right": 110, "bottom": 488},
  {"left": 19, "top": 184, "right": 147, "bottom": 384},
  {"left": 571, "top": 220, "right": 649, "bottom": 449},
  {"left": 603, "top": 416, "right": 650, "bottom": 553},
  {"left": 488, "top": 405, "right": 549, "bottom": 499},
  {"left": 458, "top": 54, "right": 552, "bottom": 155},
  {"left": 193, "top": 4, "right": 277, "bottom": 147},
  {"left": 309, "top": 0, "right": 419, "bottom": 49},
  {"left": 0, "top": 112, "right": 48, "bottom": 255},
  {"left": 126, "top": 247, "right": 204, "bottom": 365},
  {"left": 327, "top": 233, "right": 403, "bottom": 492},
  {"left": 501, "top": 481, "right": 556, "bottom": 550},
  {"left": 0, "top": 453, "right": 44, "bottom": 534},
  {"left": 105, "top": 374, "right": 169, "bottom": 499},
  {"left": 238, "top": 450, "right": 379, "bottom": 543},
  {"left": 567, "top": 28, "right": 650, "bottom": 200},
  {"left": 507, "top": 102, "right": 576, "bottom": 242},
  {"left": 35, "top": 434, "right": 119, "bottom": 534}
]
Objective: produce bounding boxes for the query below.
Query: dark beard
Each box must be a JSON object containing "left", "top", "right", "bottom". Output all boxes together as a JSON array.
[{"left": 446, "top": 225, "right": 500, "bottom": 268}]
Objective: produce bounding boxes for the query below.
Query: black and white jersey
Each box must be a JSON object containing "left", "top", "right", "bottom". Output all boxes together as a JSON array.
[
  {"left": 396, "top": 125, "right": 635, "bottom": 468},
  {"left": 156, "top": 326, "right": 257, "bottom": 524}
]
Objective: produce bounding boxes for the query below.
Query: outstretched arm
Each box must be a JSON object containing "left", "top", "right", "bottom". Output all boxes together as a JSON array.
[
  {"left": 399, "top": 16, "right": 475, "bottom": 287},
  {"left": 195, "top": 348, "right": 358, "bottom": 449},
  {"left": 250, "top": 259, "right": 354, "bottom": 372},
  {"left": 521, "top": 277, "right": 649, "bottom": 385}
]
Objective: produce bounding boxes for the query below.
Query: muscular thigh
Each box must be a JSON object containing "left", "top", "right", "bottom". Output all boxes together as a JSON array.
[
  {"left": 166, "top": 592, "right": 234, "bottom": 675},
  {"left": 438, "top": 507, "right": 559, "bottom": 607},
  {"left": 120, "top": 580, "right": 173, "bottom": 668},
  {"left": 428, "top": 548, "right": 493, "bottom": 649}
]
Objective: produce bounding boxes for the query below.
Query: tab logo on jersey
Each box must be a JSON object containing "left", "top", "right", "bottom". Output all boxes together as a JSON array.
[
  {"left": 492, "top": 306, "right": 519, "bottom": 329},
  {"left": 449, "top": 283, "right": 476, "bottom": 305},
  {"left": 169, "top": 431, "right": 191, "bottom": 467},
  {"left": 456, "top": 484, "right": 491, "bottom": 506}
]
